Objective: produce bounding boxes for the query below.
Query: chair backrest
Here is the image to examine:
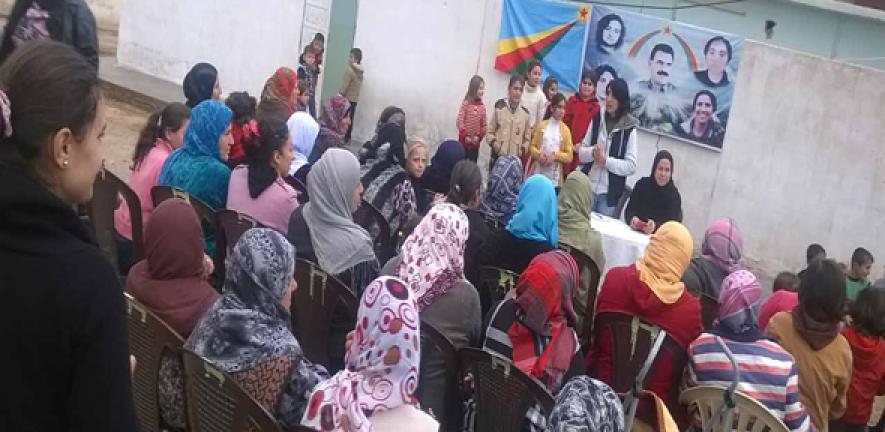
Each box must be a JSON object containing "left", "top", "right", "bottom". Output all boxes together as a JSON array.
[
  {"left": 125, "top": 293, "right": 185, "bottom": 432},
  {"left": 87, "top": 169, "right": 145, "bottom": 273},
  {"left": 291, "top": 258, "right": 358, "bottom": 369},
  {"left": 557, "top": 242, "right": 602, "bottom": 348},
  {"left": 459, "top": 348, "right": 554, "bottom": 432},
  {"left": 151, "top": 186, "right": 217, "bottom": 233},
  {"left": 283, "top": 175, "right": 309, "bottom": 204},
  {"left": 615, "top": 185, "right": 633, "bottom": 221},
  {"left": 418, "top": 319, "right": 461, "bottom": 432},
  {"left": 215, "top": 209, "right": 259, "bottom": 282},
  {"left": 180, "top": 349, "right": 284, "bottom": 432},
  {"left": 476, "top": 266, "right": 520, "bottom": 317},
  {"left": 352, "top": 199, "right": 394, "bottom": 263},
  {"left": 679, "top": 386, "right": 789, "bottom": 432}
]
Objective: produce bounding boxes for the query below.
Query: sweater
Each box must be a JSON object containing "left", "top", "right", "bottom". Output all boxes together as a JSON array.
[
  {"left": 759, "top": 290, "right": 800, "bottom": 331},
  {"left": 529, "top": 118, "right": 573, "bottom": 187},
  {"left": 338, "top": 62, "right": 364, "bottom": 103},
  {"left": 0, "top": 164, "right": 138, "bottom": 431},
  {"left": 840, "top": 327, "right": 885, "bottom": 424},
  {"left": 226, "top": 165, "right": 299, "bottom": 234},
  {"left": 114, "top": 139, "right": 173, "bottom": 240},
  {"left": 457, "top": 98, "right": 487, "bottom": 150},
  {"left": 521, "top": 83, "right": 548, "bottom": 128},
  {"left": 767, "top": 312, "right": 852, "bottom": 430},
  {"left": 845, "top": 276, "right": 869, "bottom": 302}
]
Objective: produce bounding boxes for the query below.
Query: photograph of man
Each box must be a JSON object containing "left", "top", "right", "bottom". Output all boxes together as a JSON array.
[
  {"left": 638, "top": 43, "right": 676, "bottom": 94},
  {"left": 675, "top": 90, "right": 724, "bottom": 148},
  {"left": 694, "top": 36, "right": 733, "bottom": 87},
  {"left": 631, "top": 43, "right": 681, "bottom": 133},
  {"left": 594, "top": 64, "right": 618, "bottom": 102},
  {"left": 596, "top": 13, "right": 625, "bottom": 55}
]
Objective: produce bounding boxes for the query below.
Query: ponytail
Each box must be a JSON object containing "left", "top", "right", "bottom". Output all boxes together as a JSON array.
[
  {"left": 447, "top": 160, "right": 482, "bottom": 207},
  {"left": 131, "top": 102, "right": 190, "bottom": 170}
]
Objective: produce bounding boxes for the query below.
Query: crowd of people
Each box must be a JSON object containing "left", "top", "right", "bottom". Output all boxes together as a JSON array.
[{"left": 1, "top": 18, "right": 884, "bottom": 432}]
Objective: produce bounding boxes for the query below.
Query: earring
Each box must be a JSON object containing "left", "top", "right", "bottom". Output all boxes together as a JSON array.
[{"left": 62, "top": 160, "right": 69, "bottom": 167}]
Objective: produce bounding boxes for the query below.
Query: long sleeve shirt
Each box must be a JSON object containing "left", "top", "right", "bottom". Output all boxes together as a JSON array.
[{"left": 579, "top": 125, "right": 638, "bottom": 195}]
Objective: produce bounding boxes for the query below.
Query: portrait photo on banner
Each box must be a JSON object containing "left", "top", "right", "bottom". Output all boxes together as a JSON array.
[{"left": 584, "top": 5, "right": 743, "bottom": 150}]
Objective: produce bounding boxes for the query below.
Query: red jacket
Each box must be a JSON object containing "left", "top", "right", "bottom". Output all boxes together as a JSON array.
[
  {"left": 841, "top": 327, "right": 885, "bottom": 424},
  {"left": 563, "top": 95, "right": 600, "bottom": 173}
]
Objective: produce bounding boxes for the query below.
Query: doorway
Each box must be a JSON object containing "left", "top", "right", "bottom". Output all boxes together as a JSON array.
[{"left": 320, "top": 0, "right": 359, "bottom": 107}]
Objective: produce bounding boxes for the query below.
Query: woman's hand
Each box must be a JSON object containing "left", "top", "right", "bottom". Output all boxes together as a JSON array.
[
  {"left": 345, "top": 330, "right": 355, "bottom": 353},
  {"left": 643, "top": 219, "right": 656, "bottom": 235},
  {"left": 630, "top": 216, "right": 641, "bottom": 229}
]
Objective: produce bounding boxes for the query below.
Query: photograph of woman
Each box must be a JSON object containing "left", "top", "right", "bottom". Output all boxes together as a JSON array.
[{"left": 596, "top": 13, "right": 625, "bottom": 55}]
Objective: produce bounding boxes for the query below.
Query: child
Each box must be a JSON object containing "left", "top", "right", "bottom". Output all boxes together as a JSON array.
[
  {"left": 298, "top": 44, "right": 320, "bottom": 118},
  {"left": 758, "top": 271, "right": 800, "bottom": 330},
  {"left": 521, "top": 59, "right": 548, "bottom": 130},
  {"left": 456, "top": 75, "right": 487, "bottom": 163},
  {"left": 563, "top": 70, "right": 600, "bottom": 174},
  {"left": 846, "top": 247, "right": 874, "bottom": 302},
  {"left": 541, "top": 76, "right": 558, "bottom": 120},
  {"left": 529, "top": 92, "right": 572, "bottom": 187},
  {"left": 295, "top": 80, "right": 310, "bottom": 113},
  {"left": 798, "top": 243, "right": 826, "bottom": 280},
  {"left": 831, "top": 283, "right": 885, "bottom": 432},
  {"left": 338, "top": 48, "right": 363, "bottom": 143},
  {"left": 225, "top": 91, "right": 257, "bottom": 167},
  {"left": 486, "top": 74, "right": 532, "bottom": 172}
]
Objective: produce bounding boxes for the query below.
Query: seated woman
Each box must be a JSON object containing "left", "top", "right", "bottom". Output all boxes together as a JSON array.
[
  {"left": 625, "top": 150, "right": 682, "bottom": 234},
  {"left": 358, "top": 105, "right": 406, "bottom": 163},
  {"left": 766, "top": 259, "right": 852, "bottom": 431},
  {"left": 558, "top": 171, "right": 606, "bottom": 330},
  {"left": 587, "top": 222, "right": 701, "bottom": 409},
  {"left": 479, "top": 154, "right": 523, "bottom": 226},
  {"left": 547, "top": 376, "right": 624, "bottom": 432},
  {"left": 474, "top": 174, "right": 557, "bottom": 276},
  {"left": 683, "top": 270, "right": 810, "bottom": 432},
  {"left": 529, "top": 92, "right": 573, "bottom": 188},
  {"left": 186, "top": 228, "right": 328, "bottom": 428},
  {"left": 309, "top": 94, "right": 351, "bottom": 163},
  {"left": 683, "top": 217, "right": 744, "bottom": 329},
  {"left": 286, "top": 110, "right": 319, "bottom": 182},
  {"left": 126, "top": 198, "right": 219, "bottom": 431},
  {"left": 183, "top": 62, "right": 221, "bottom": 108},
  {"left": 448, "top": 160, "right": 490, "bottom": 281},
  {"left": 419, "top": 139, "right": 465, "bottom": 212},
  {"left": 260, "top": 67, "right": 298, "bottom": 117},
  {"left": 383, "top": 203, "right": 481, "bottom": 421},
  {"left": 226, "top": 116, "right": 298, "bottom": 233},
  {"left": 301, "top": 276, "right": 438, "bottom": 431}
]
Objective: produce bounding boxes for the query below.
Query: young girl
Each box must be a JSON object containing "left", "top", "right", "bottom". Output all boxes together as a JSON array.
[
  {"left": 563, "top": 71, "right": 600, "bottom": 173},
  {"left": 456, "top": 75, "right": 487, "bottom": 162},
  {"left": 542, "top": 76, "right": 558, "bottom": 120},
  {"left": 224, "top": 91, "right": 256, "bottom": 167},
  {"left": 522, "top": 60, "right": 548, "bottom": 129},
  {"left": 529, "top": 93, "right": 573, "bottom": 187}
]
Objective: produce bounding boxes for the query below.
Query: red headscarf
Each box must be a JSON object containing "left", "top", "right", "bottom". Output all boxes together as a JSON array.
[{"left": 260, "top": 67, "right": 298, "bottom": 115}]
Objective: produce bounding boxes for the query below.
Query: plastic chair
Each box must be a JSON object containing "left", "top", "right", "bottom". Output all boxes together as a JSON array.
[
  {"left": 615, "top": 185, "right": 633, "bottom": 221},
  {"left": 291, "top": 258, "right": 358, "bottom": 370},
  {"left": 459, "top": 348, "right": 554, "bottom": 432},
  {"left": 87, "top": 168, "right": 144, "bottom": 273},
  {"left": 215, "top": 210, "right": 259, "bottom": 282},
  {"left": 557, "top": 242, "right": 602, "bottom": 348},
  {"left": 150, "top": 186, "right": 217, "bottom": 236},
  {"left": 352, "top": 199, "right": 394, "bottom": 263},
  {"left": 180, "top": 349, "right": 284, "bottom": 432},
  {"left": 680, "top": 387, "right": 789, "bottom": 432},
  {"left": 282, "top": 175, "right": 308, "bottom": 204},
  {"left": 417, "top": 319, "right": 461, "bottom": 432},
  {"left": 125, "top": 294, "right": 185, "bottom": 432},
  {"left": 476, "top": 266, "right": 520, "bottom": 317}
]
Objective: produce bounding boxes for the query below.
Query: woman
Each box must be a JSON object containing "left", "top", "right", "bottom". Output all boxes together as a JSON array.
[
  {"left": 676, "top": 90, "right": 725, "bottom": 148},
  {"left": 625, "top": 150, "right": 683, "bottom": 234},
  {"left": 479, "top": 154, "right": 523, "bottom": 226},
  {"left": 766, "top": 259, "right": 852, "bottom": 430},
  {"left": 358, "top": 105, "right": 406, "bottom": 163},
  {"left": 420, "top": 139, "right": 465, "bottom": 212},
  {"left": 183, "top": 62, "right": 221, "bottom": 108},
  {"left": 448, "top": 160, "right": 490, "bottom": 283},
  {"left": 547, "top": 376, "right": 625, "bottom": 432},
  {"left": 260, "top": 66, "right": 298, "bottom": 116},
  {"left": 226, "top": 117, "right": 298, "bottom": 233},
  {"left": 0, "top": 41, "right": 137, "bottom": 430},
  {"left": 286, "top": 110, "right": 319, "bottom": 179},
  {"left": 558, "top": 171, "right": 606, "bottom": 329},
  {"left": 578, "top": 78, "right": 638, "bottom": 218},
  {"left": 475, "top": 174, "right": 557, "bottom": 275},
  {"left": 301, "top": 276, "right": 438, "bottom": 431},
  {"left": 0, "top": 0, "right": 98, "bottom": 67},
  {"left": 683, "top": 217, "right": 744, "bottom": 329},
  {"left": 186, "top": 228, "right": 328, "bottom": 428},
  {"left": 126, "top": 199, "right": 218, "bottom": 431},
  {"left": 309, "top": 94, "right": 351, "bottom": 163},
  {"left": 587, "top": 222, "right": 701, "bottom": 408},
  {"left": 529, "top": 92, "right": 573, "bottom": 187},
  {"left": 594, "top": 64, "right": 618, "bottom": 102},
  {"left": 596, "top": 13, "right": 625, "bottom": 55},
  {"left": 683, "top": 270, "right": 810, "bottom": 432}
]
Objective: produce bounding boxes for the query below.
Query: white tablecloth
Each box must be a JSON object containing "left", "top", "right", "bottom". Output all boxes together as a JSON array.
[{"left": 590, "top": 212, "right": 650, "bottom": 276}]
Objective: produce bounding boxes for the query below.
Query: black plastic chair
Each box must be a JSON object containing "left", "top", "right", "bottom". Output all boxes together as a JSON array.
[
  {"left": 86, "top": 168, "right": 144, "bottom": 274},
  {"left": 215, "top": 209, "right": 259, "bottom": 282},
  {"left": 476, "top": 266, "right": 520, "bottom": 317},
  {"left": 615, "top": 185, "right": 632, "bottom": 221},
  {"left": 352, "top": 199, "right": 395, "bottom": 263},
  {"left": 557, "top": 242, "right": 602, "bottom": 348},
  {"left": 418, "top": 319, "right": 461, "bottom": 432},
  {"left": 150, "top": 186, "right": 217, "bottom": 236}
]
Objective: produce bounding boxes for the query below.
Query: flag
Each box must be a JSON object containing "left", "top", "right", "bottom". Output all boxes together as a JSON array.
[{"left": 495, "top": 0, "right": 589, "bottom": 91}]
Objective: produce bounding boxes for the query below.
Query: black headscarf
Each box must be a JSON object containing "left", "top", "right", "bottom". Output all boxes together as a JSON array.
[
  {"left": 421, "top": 140, "right": 465, "bottom": 195},
  {"left": 624, "top": 150, "right": 682, "bottom": 227},
  {"left": 183, "top": 63, "right": 218, "bottom": 108}
]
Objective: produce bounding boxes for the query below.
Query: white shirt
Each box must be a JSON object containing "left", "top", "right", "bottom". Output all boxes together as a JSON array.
[
  {"left": 521, "top": 83, "right": 548, "bottom": 129},
  {"left": 535, "top": 119, "right": 563, "bottom": 186},
  {"left": 579, "top": 121, "right": 638, "bottom": 195}
]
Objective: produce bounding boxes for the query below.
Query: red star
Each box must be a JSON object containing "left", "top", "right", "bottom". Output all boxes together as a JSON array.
[{"left": 578, "top": 7, "right": 588, "bottom": 22}]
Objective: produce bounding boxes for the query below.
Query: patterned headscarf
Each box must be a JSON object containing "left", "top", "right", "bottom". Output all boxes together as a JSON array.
[
  {"left": 480, "top": 155, "right": 523, "bottom": 224},
  {"left": 301, "top": 276, "right": 420, "bottom": 431},
  {"left": 636, "top": 221, "right": 693, "bottom": 304},
  {"left": 260, "top": 67, "right": 298, "bottom": 115},
  {"left": 701, "top": 218, "right": 744, "bottom": 275},
  {"left": 506, "top": 174, "right": 558, "bottom": 246},
  {"left": 547, "top": 376, "right": 625, "bottom": 432},
  {"left": 716, "top": 270, "right": 762, "bottom": 335},
  {"left": 311, "top": 95, "right": 351, "bottom": 162},
  {"left": 396, "top": 203, "right": 469, "bottom": 311},
  {"left": 183, "top": 63, "right": 218, "bottom": 108}
]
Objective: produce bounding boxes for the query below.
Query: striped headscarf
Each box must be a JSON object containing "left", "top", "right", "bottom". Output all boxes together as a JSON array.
[{"left": 716, "top": 269, "right": 762, "bottom": 334}]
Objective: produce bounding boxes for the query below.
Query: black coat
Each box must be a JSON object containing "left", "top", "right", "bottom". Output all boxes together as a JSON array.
[
  {"left": 624, "top": 176, "right": 683, "bottom": 229},
  {"left": 0, "top": 0, "right": 98, "bottom": 67},
  {"left": 0, "top": 164, "right": 138, "bottom": 431}
]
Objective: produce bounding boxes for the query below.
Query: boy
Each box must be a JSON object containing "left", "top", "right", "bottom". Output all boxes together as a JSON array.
[
  {"left": 295, "top": 80, "right": 310, "bottom": 113},
  {"left": 563, "top": 70, "right": 600, "bottom": 173},
  {"left": 798, "top": 243, "right": 826, "bottom": 280},
  {"left": 846, "top": 247, "right": 874, "bottom": 301},
  {"left": 486, "top": 74, "right": 532, "bottom": 172},
  {"left": 758, "top": 271, "right": 800, "bottom": 330},
  {"left": 338, "top": 48, "right": 363, "bottom": 142},
  {"left": 298, "top": 45, "right": 320, "bottom": 118}
]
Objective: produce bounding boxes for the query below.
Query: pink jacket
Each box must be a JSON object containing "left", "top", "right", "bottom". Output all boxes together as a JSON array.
[{"left": 114, "top": 140, "right": 174, "bottom": 239}]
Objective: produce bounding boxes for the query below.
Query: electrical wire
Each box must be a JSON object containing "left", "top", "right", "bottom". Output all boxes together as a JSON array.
[{"left": 571, "top": 0, "right": 746, "bottom": 10}]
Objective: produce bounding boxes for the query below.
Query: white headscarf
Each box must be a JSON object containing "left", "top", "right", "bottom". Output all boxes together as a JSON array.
[{"left": 287, "top": 111, "right": 320, "bottom": 175}]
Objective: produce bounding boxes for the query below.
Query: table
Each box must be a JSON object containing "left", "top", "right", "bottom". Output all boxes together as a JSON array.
[{"left": 590, "top": 212, "right": 650, "bottom": 277}]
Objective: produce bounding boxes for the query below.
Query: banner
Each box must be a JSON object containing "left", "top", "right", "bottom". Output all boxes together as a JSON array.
[
  {"left": 495, "top": 0, "right": 590, "bottom": 91},
  {"left": 584, "top": 5, "right": 743, "bottom": 150}
]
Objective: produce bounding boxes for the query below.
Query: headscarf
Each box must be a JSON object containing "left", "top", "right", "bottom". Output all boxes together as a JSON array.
[
  {"left": 558, "top": 171, "right": 605, "bottom": 269},
  {"left": 172, "top": 99, "right": 232, "bottom": 160},
  {"left": 396, "top": 203, "right": 469, "bottom": 311},
  {"left": 639, "top": 150, "right": 681, "bottom": 219},
  {"left": 547, "top": 376, "right": 625, "bottom": 432},
  {"left": 286, "top": 111, "right": 319, "bottom": 176},
  {"left": 509, "top": 250, "right": 579, "bottom": 392},
  {"left": 183, "top": 62, "right": 218, "bottom": 108},
  {"left": 361, "top": 126, "right": 424, "bottom": 234},
  {"left": 635, "top": 221, "right": 693, "bottom": 304},
  {"left": 185, "top": 228, "right": 297, "bottom": 372},
  {"left": 479, "top": 155, "right": 523, "bottom": 224},
  {"left": 506, "top": 174, "right": 558, "bottom": 246},
  {"left": 701, "top": 217, "right": 744, "bottom": 274},
  {"left": 301, "top": 276, "right": 420, "bottom": 431},
  {"left": 260, "top": 67, "right": 298, "bottom": 115},
  {"left": 125, "top": 199, "right": 218, "bottom": 337},
  {"left": 715, "top": 270, "right": 762, "bottom": 336},
  {"left": 311, "top": 95, "right": 350, "bottom": 163},
  {"left": 303, "top": 149, "right": 376, "bottom": 275},
  {"left": 421, "top": 140, "right": 465, "bottom": 194},
  {"left": 358, "top": 106, "right": 406, "bottom": 163}
]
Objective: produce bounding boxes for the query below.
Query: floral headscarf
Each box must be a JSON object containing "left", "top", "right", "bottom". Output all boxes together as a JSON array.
[{"left": 301, "top": 276, "right": 420, "bottom": 431}]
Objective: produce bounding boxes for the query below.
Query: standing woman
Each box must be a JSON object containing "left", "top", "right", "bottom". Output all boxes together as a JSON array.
[
  {"left": 624, "top": 150, "right": 682, "bottom": 234},
  {"left": 309, "top": 94, "right": 351, "bottom": 163},
  {"left": 0, "top": 0, "right": 98, "bottom": 67},
  {"left": 529, "top": 92, "right": 573, "bottom": 187},
  {"left": 183, "top": 62, "right": 221, "bottom": 108},
  {"left": 0, "top": 41, "right": 137, "bottom": 430}
]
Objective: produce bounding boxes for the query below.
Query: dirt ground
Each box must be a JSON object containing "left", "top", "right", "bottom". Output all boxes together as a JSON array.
[{"left": 102, "top": 98, "right": 150, "bottom": 181}]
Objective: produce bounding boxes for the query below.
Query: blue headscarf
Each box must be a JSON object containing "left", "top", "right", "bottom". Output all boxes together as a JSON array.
[
  {"left": 506, "top": 174, "right": 558, "bottom": 246},
  {"left": 159, "top": 100, "right": 233, "bottom": 210},
  {"left": 421, "top": 140, "right": 466, "bottom": 194}
]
